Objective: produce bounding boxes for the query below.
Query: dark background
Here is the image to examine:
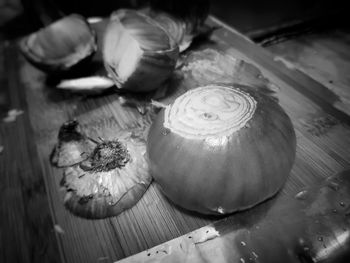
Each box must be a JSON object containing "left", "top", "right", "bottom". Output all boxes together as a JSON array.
[
  {"left": 1, "top": 0, "right": 346, "bottom": 40},
  {"left": 211, "top": 0, "right": 343, "bottom": 34}
]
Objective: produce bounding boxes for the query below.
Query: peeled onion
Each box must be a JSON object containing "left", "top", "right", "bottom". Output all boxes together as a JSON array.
[
  {"left": 20, "top": 14, "right": 97, "bottom": 72},
  {"left": 103, "top": 9, "right": 179, "bottom": 92},
  {"left": 147, "top": 84, "right": 296, "bottom": 215}
]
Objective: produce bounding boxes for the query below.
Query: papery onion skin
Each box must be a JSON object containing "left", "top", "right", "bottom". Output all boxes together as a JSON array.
[
  {"left": 147, "top": 84, "right": 296, "bottom": 215},
  {"left": 50, "top": 120, "right": 96, "bottom": 167},
  {"left": 20, "top": 14, "right": 97, "bottom": 72},
  {"left": 63, "top": 180, "right": 150, "bottom": 219},
  {"left": 103, "top": 9, "right": 179, "bottom": 92},
  {"left": 51, "top": 120, "right": 152, "bottom": 219},
  {"left": 142, "top": 11, "right": 192, "bottom": 52},
  {"left": 145, "top": 0, "right": 210, "bottom": 52},
  {"left": 62, "top": 136, "right": 151, "bottom": 219}
]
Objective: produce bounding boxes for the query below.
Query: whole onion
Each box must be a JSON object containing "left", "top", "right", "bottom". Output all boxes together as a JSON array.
[
  {"left": 147, "top": 84, "right": 296, "bottom": 215},
  {"left": 103, "top": 9, "right": 179, "bottom": 92},
  {"left": 20, "top": 14, "right": 97, "bottom": 72}
]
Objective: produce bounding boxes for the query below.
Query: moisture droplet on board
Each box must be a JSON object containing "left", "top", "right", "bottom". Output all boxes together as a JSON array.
[
  {"left": 240, "top": 241, "right": 246, "bottom": 246},
  {"left": 295, "top": 190, "right": 308, "bottom": 200},
  {"left": 54, "top": 224, "right": 65, "bottom": 234},
  {"left": 318, "top": 236, "right": 323, "bottom": 242},
  {"left": 268, "top": 82, "right": 280, "bottom": 92},
  {"left": 339, "top": 202, "right": 345, "bottom": 207},
  {"left": 216, "top": 207, "right": 225, "bottom": 214},
  {"left": 303, "top": 246, "right": 310, "bottom": 251}
]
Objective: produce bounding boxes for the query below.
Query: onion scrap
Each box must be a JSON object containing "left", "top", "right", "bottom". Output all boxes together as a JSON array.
[{"left": 51, "top": 120, "right": 151, "bottom": 219}]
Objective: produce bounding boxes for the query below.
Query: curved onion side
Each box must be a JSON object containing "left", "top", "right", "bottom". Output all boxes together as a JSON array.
[
  {"left": 147, "top": 84, "right": 296, "bottom": 215},
  {"left": 103, "top": 9, "right": 179, "bottom": 92},
  {"left": 20, "top": 14, "right": 97, "bottom": 72}
]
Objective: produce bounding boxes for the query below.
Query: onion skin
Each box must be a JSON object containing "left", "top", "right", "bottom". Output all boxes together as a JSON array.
[
  {"left": 51, "top": 120, "right": 152, "bottom": 219},
  {"left": 147, "top": 84, "right": 296, "bottom": 215},
  {"left": 61, "top": 134, "right": 152, "bottom": 219},
  {"left": 20, "top": 14, "right": 97, "bottom": 72},
  {"left": 63, "top": 180, "right": 149, "bottom": 219},
  {"left": 145, "top": 0, "right": 210, "bottom": 52},
  {"left": 103, "top": 9, "right": 179, "bottom": 92}
]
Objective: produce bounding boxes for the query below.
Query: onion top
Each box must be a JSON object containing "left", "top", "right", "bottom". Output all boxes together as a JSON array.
[{"left": 164, "top": 85, "right": 257, "bottom": 140}]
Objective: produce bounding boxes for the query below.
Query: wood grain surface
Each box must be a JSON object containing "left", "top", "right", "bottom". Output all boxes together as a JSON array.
[
  {"left": 1, "top": 15, "right": 350, "bottom": 263},
  {"left": 0, "top": 42, "right": 60, "bottom": 263},
  {"left": 267, "top": 27, "right": 350, "bottom": 116}
]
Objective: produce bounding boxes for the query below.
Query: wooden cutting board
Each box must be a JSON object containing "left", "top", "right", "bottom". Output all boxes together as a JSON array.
[{"left": 1, "top": 16, "right": 350, "bottom": 263}]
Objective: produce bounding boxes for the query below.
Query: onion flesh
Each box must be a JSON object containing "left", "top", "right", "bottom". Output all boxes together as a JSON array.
[{"left": 103, "top": 9, "right": 179, "bottom": 92}]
